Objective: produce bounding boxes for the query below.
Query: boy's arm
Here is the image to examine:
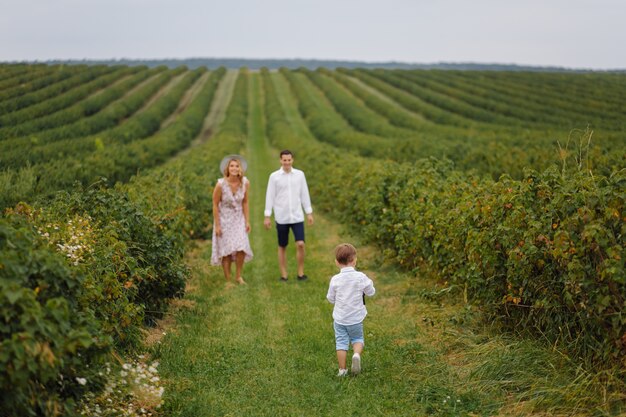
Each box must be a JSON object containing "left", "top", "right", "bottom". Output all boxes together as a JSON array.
[
  {"left": 326, "top": 280, "right": 336, "bottom": 304},
  {"left": 363, "top": 277, "right": 376, "bottom": 297}
]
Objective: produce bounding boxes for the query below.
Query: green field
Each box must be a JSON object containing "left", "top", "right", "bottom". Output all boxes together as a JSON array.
[{"left": 1, "top": 64, "right": 624, "bottom": 416}]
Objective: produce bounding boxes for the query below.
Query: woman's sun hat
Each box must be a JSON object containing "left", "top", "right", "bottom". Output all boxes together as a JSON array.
[{"left": 220, "top": 154, "right": 248, "bottom": 173}]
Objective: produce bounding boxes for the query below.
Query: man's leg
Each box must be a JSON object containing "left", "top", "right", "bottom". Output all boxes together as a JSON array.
[
  {"left": 276, "top": 223, "right": 289, "bottom": 279},
  {"left": 278, "top": 246, "right": 288, "bottom": 278},
  {"left": 293, "top": 222, "right": 306, "bottom": 278},
  {"left": 296, "top": 240, "right": 305, "bottom": 277}
]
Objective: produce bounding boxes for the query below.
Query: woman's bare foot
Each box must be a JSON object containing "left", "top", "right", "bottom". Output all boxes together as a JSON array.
[{"left": 236, "top": 277, "right": 246, "bottom": 285}]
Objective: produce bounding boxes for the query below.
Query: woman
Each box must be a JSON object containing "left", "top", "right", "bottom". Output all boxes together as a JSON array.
[{"left": 211, "top": 155, "right": 253, "bottom": 285}]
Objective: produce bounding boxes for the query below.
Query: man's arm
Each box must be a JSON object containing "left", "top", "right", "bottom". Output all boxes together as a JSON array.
[
  {"left": 264, "top": 174, "right": 275, "bottom": 229},
  {"left": 300, "top": 172, "right": 314, "bottom": 225}
]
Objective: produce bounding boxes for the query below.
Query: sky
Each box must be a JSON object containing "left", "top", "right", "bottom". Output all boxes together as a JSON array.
[{"left": 1, "top": 0, "right": 625, "bottom": 70}]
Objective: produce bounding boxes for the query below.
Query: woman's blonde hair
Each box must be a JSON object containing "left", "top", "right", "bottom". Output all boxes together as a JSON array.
[{"left": 223, "top": 158, "right": 244, "bottom": 178}]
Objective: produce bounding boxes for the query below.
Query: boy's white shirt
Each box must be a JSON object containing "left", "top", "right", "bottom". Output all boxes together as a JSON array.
[{"left": 326, "top": 266, "right": 376, "bottom": 325}]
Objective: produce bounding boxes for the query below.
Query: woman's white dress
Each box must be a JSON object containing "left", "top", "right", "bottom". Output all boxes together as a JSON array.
[{"left": 210, "top": 177, "right": 253, "bottom": 265}]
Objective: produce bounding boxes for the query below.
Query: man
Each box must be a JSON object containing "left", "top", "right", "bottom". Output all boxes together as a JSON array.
[{"left": 264, "top": 150, "right": 314, "bottom": 281}]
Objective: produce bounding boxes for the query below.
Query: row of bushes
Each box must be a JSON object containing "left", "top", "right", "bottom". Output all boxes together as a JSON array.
[
  {"left": 0, "top": 64, "right": 48, "bottom": 92},
  {"left": 409, "top": 70, "right": 624, "bottom": 128},
  {"left": 284, "top": 68, "right": 625, "bottom": 180},
  {"left": 453, "top": 70, "right": 626, "bottom": 110},
  {"left": 0, "top": 65, "right": 86, "bottom": 106},
  {"left": 262, "top": 69, "right": 626, "bottom": 368},
  {"left": 0, "top": 68, "right": 225, "bottom": 210},
  {"left": 0, "top": 69, "right": 246, "bottom": 416},
  {"left": 0, "top": 67, "right": 116, "bottom": 115},
  {"left": 0, "top": 68, "right": 204, "bottom": 170},
  {"left": 0, "top": 182, "right": 186, "bottom": 415},
  {"left": 0, "top": 66, "right": 170, "bottom": 158},
  {"left": 0, "top": 66, "right": 142, "bottom": 137}
]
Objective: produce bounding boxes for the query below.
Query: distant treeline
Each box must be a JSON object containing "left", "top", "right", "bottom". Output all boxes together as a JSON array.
[{"left": 6, "top": 57, "right": 624, "bottom": 72}]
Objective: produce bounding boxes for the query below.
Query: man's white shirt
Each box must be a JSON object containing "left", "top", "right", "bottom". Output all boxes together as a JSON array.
[{"left": 264, "top": 167, "right": 312, "bottom": 224}]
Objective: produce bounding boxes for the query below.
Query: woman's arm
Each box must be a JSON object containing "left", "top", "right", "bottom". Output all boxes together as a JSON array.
[
  {"left": 212, "top": 182, "right": 222, "bottom": 236},
  {"left": 243, "top": 180, "right": 251, "bottom": 233}
]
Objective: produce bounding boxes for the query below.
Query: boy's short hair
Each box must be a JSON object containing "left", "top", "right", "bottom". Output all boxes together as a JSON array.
[
  {"left": 335, "top": 243, "right": 357, "bottom": 265},
  {"left": 280, "top": 149, "right": 293, "bottom": 158}
]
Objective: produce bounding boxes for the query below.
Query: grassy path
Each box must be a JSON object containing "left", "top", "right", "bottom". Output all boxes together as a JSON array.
[
  {"left": 193, "top": 70, "right": 239, "bottom": 143},
  {"left": 135, "top": 70, "right": 185, "bottom": 115},
  {"left": 154, "top": 72, "right": 615, "bottom": 416},
  {"left": 175, "top": 70, "right": 238, "bottom": 157},
  {"left": 341, "top": 73, "right": 428, "bottom": 122},
  {"left": 160, "top": 71, "right": 211, "bottom": 129},
  {"left": 155, "top": 73, "right": 439, "bottom": 416}
]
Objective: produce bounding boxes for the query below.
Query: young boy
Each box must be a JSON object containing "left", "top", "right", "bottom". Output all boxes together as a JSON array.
[{"left": 326, "top": 243, "right": 376, "bottom": 376}]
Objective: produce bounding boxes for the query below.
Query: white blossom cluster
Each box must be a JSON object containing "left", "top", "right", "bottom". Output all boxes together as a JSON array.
[
  {"left": 77, "top": 357, "right": 164, "bottom": 416},
  {"left": 37, "top": 216, "right": 95, "bottom": 266}
]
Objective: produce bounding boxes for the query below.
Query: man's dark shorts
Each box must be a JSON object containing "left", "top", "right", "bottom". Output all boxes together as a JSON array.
[{"left": 276, "top": 222, "right": 305, "bottom": 247}]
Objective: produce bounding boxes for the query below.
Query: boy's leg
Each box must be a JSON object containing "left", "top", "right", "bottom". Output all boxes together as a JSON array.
[
  {"left": 348, "top": 323, "right": 365, "bottom": 375},
  {"left": 351, "top": 342, "right": 363, "bottom": 375},
  {"left": 336, "top": 350, "right": 347, "bottom": 370},
  {"left": 334, "top": 322, "right": 350, "bottom": 373}
]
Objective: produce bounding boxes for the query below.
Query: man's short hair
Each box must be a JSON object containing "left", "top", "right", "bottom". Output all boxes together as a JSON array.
[
  {"left": 280, "top": 149, "right": 293, "bottom": 158},
  {"left": 335, "top": 243, "right": 357, "bottom": 265}
]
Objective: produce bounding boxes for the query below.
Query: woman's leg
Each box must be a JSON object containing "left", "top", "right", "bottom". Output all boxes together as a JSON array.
[
  {"left": 221, "top": 256, "right": 232, "bottom": 282},
  {"left": 235, "top": 251, "right": 246, "bottom": 284}
]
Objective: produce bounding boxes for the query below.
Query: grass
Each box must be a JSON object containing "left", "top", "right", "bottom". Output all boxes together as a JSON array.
[{"left": 151, "top": 73, "right": 626, "bottom": 417}]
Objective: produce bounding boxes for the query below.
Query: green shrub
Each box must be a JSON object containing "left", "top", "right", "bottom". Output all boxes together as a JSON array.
[
  {"left": 264, "top": 71, "right": 625, "bottom": 365},
  {"left": 0, "top": 215, "right": 110, "bottom": 417},
  {"left": 45, "top": 181, "right": 188, "bottom": 327}
]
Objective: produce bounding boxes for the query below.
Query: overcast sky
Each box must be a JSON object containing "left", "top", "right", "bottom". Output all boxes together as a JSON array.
[{"left": 1, "top": 0, "right": 625, "bottom": 70}]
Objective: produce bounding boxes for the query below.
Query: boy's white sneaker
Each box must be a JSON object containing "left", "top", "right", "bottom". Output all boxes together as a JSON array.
[
  {"left": 351, "top": 353, "right": 361, "bottom": 375},
  {"left": 337, "top": 368, "right": 348, "bottom": 377}
]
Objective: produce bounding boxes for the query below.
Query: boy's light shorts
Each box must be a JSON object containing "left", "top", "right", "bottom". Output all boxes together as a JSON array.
[{"left": 333, "top": 321, "right": 364, "bottom": 351}]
